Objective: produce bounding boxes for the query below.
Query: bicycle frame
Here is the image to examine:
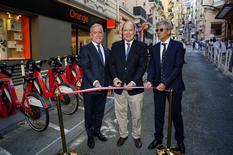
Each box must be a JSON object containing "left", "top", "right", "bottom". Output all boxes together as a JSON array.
[
  {"left": 26, "top": 59, "right": 72, "bottom": 103},
  {"left": 0, "top": 64, "right": 48, "bottom": 118},
  {"left": 65, "top": 63, "right": 83, "bottom": 90},
  {"left": 63, "top": 55, "right": 83, "bottom": 90}
]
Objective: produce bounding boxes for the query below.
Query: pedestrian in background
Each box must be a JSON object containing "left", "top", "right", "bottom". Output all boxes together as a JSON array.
[
  {"left": 79, "top": 23, "right": 110, "bottom": 149},
  {"left": 144, "top": 19, "right": 186, "bottom": 153},
  {"left": 109, "top": 21, "right": 147, "bottom": 148},
  {"left": 181, "top": 38, "right": 186, "bottom": 63}
]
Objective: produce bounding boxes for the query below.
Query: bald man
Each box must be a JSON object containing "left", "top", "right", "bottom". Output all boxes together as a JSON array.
[{"left": 109, "top": 21, "right": 147, "bottom": 148}]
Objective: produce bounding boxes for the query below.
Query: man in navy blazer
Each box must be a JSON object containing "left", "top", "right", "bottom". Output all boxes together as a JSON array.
[
  {"left": 79, "top": 23, "right": 110, "bottom": 149},
  {"left": 109, "top": 21, "right": 147, "bottom": 148},
  {"left": 144, "top": 20, "right": 186, "bottom": 153}
]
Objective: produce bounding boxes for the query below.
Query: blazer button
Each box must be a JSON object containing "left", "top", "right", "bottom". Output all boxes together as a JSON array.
[{"left": 124, "top": 67, "right": 127, "bottom": 70}]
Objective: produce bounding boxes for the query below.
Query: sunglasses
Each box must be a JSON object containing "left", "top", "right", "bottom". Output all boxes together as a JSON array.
[{"left": 155, "top": 28, "right": 165, "bottom": 32}]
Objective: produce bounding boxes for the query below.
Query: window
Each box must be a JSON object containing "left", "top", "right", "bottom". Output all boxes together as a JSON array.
[
  {"left": 0, "top": 11, "right": 30, "bottom": 60},
  {"left": 211, "top": 23, "right": 222, "bottom": 36},
  {"left": 71, "top": 27, "right": 90, "bottom": 54}
]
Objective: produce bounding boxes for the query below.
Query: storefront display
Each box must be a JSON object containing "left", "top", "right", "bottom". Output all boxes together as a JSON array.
[
  {"left": 0, "top": 11, "right": 30, "bottom": 60},
  {"left": 72, "top": 28, "right": 91, "bottom": 54}
]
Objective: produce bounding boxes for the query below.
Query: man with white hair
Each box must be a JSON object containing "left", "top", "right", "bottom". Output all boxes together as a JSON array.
[{"left": 79, "top": 23, "right": 110, "bottom": 149}]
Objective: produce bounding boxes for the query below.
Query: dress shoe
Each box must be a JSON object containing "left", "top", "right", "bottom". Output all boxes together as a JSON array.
[
  {"left": 177, "top": 142, "right": 185, "bottom": 154},
  {"left": 134, "top": 138, "right": 142, "bottom": 148},
  {"left": 94, "top": 132, "right": 107, "bottom": 141},
  {"left": 117, "top": 137, "right": 128, "bottom": 146},
  {"left": 87, "top": 137, "right": 95, "bottom": 149},
  {"left": 147, "top": 139, "right": 162, "bottom": 150}
]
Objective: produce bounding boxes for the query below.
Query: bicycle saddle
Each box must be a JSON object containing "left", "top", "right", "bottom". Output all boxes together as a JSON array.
[{"left": 49, "top": 57, "right": 62, "bottom": 68}]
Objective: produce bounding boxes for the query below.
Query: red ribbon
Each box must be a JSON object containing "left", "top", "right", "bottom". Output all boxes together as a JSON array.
[
  {"left": 61, "top": 86, "right": 145, "bottom": 95},
  {"left": 61, "top": 86, "right": 172, "bottom": 95}
]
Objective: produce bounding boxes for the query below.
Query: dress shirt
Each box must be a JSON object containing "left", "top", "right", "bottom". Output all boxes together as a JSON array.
[
  {"left": 160, "top": 38, "right": 170, "bottom": 63},
  {"left": 92, "top": 41, "right": 105, "bottom": 64}
]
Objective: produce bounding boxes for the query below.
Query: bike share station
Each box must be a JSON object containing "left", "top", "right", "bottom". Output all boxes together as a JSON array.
[
  {"left": 0, "top": 57, "right": 84, "bottom": 154},
  {"left": 0, "top": 64, "right": 29, "bottom": 137}
]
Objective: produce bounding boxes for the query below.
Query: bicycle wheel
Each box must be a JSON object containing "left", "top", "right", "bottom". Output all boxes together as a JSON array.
[
  {"left": 2, "top": 86, "right": 14, "bottom": 114},
  {"left": 24, "top": 93, "right": 49, "bottom": 132},
  {"left": 55, "top": 83, "right": 79, "bottom": 115}
]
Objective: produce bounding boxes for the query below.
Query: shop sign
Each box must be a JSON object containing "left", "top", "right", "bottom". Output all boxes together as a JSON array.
[
  {"left": 107, "top": 19, "right": 116, "bottom": 29},
  {"left": 69, "top": 9, "right": 89, "bottom": 23}
]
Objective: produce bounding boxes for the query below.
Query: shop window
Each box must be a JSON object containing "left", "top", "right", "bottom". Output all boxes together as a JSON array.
[
  {"left": 211, "top": 23, "right": 222, "bottom": 36},
  {"left": 71, "top": 27, "right": 90, "bottom": 55},
  {"left": 0, "top": 11, "right": 30, "bottom": 60}
]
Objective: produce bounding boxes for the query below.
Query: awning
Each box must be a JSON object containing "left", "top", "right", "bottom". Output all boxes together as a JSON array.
[{"left": 215, "top": 3, "right": 233, "bottom": 19}]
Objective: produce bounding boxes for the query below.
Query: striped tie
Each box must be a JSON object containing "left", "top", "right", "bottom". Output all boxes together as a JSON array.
[{"left": 161, "top": 43, "right": 167, "bottom": 82}]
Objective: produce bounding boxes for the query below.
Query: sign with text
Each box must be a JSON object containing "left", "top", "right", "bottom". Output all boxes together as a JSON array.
[{"left": 69, "top": 9, "right": 89, "bottom": 24}]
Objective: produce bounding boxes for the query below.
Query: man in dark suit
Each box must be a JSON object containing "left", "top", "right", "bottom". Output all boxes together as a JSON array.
[
  {"left": 79, "top": 23, "right": 109, "bottom": 149},
  {"left": 109, "top": 21, "right": 147, "bottom": 148},
  {"left": 144, "top": 20, "right": 186, "bottom": 153}
]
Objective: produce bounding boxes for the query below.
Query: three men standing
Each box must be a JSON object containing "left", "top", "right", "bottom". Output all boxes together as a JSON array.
[
  {"left": 80, "top": 20, "right": 185, "bottom": 153},
  {"left": 109, "top": 21, "right": 147, "bottom": 148}
]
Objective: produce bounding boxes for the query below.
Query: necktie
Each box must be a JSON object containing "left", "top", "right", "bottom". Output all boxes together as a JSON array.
[
  {"left": 161, "top": 43, "right": 167, "bottom": 82},
  {"left": 162, "top": 43, "right": 167, "bottom": 63},
  {"left": 97, "top": 44, "right": 104, "bottom": 65},
  {"left": 126, "top": 42, "right": 130, "bottom": 61}
]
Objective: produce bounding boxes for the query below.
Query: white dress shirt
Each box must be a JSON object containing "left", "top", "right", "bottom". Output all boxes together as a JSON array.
[
  {"left": 92, "top": 41, "right": 105, "bottom": 64},
  {"left": 92, "top": 41, "right": 106, "bottom": 86},
  {"left": 123, "top": 39, "right": 136, "bottom": 86},
  {"left": 160, "top": 38, "right": 171, "bottom": 63},
  {"left": 124, "top": 40, "right": 134, "bottom": 56}
]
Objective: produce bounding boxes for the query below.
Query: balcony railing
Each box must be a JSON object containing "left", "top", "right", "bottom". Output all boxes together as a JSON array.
[{"left": 133, "top": 6, "right": 147, "bottom": 20}]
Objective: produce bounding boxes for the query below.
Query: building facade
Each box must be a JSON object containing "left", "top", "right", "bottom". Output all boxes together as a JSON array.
[{"left": 0, "top": 0, "right": 117, "bottom": 61}]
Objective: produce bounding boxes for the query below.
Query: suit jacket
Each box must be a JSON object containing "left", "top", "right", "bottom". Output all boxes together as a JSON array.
[
  {"left": 79, "top": 42, "right": 110, "bottom": 93},
  {"left": 147, "top": 39, "right": 185, "bottom": 92},
  {"left": 109, "top": 39, "right": 147, "bottom": 95}
]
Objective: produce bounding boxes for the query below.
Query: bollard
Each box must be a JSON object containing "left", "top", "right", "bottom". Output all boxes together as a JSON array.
[
  {"left": 56, "top": 93, "right": 78, "bottom": 155},
  {"left": 156, "top": 90, "right": 181, "bottom": 155}
]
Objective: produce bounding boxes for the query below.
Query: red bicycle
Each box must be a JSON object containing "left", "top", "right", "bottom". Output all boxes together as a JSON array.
[
  {"left": 0, "top": 63, "right": 49, "bottom": 132},
  {"left": 25, "top": 57, "right": 79, "bottom": 115},
  {"left": 63, "top": 55, "right": 83, "bottom": 103}
]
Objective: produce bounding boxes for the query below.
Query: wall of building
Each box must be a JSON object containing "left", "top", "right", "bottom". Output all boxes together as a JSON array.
[
  {"left": 65, "top": 0, "right": 117, "bottom": 19},
  {"left": 204, "top": 9, "right": 224, "bottom": 39},
  {"left": 31, "top": 15, "right": 72, "bottom": 59}
]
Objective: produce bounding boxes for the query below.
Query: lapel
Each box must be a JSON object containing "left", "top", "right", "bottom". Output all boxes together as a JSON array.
[
  {"left": 126, "top": 39, "right": 136, "bottom": 63},
  {"left": 158, "top": 39, "right": 174, "bottom": 64},
  {"left": 119, "top": 40, "right": 126, "bottom": 63},
  {"left": 89, "top": 42, "right": 104, "bottom": 66},
  {"left": 103, "top": 46, "right": 109, "bottom": 63},
  {"left": 156, "top": 43, "right": 161, "bottom": 69},
  {"left": 166, "top": 39, "right": 174, "bottom": 57}
]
